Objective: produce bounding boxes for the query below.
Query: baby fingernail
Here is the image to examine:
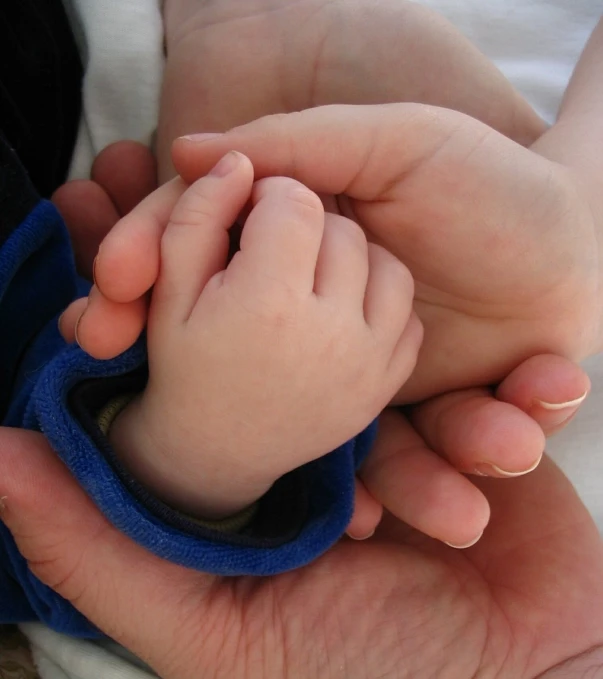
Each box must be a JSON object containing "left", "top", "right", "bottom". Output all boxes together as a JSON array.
[
  {"left": 445, "top": 531, "right": 483, "bottom": 549},
  {"left": 209, "top": 151, "right": 241, "bottom": 177},
  {"left": 179, "top": 132, "right": 223, "bottom": 143},
  {"left": 474, "top": 452, "right": 542, "bottom": 478}
]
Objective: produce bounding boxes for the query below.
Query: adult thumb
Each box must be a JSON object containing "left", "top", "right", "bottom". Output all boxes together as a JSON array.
[
  {"left": 172, "top": 103, "right": 481, "bottom": 199},
  {"left": 0, "top": 427, "right": 221, "bottom": 677}
]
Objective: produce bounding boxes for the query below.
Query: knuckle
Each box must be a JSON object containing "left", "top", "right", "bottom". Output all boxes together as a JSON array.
[
  {"left": 394, "top": 261, "right": 415, "bottom": 296},
  {"left": 226, "top": 269, "right": 302, "bottom": 328},
  {"left": 255, "top": 284, "right": 303, "bottom": 327},
  {"left": 256, "top": 177, "right": 323, "bottom": 218},
  {"left": 340, "top": 217, "right": 369, "bottom": 253},
  {"left": 287, "top": 186, "right": 323, "bottom": 211},
  {"left": 279, "top": 182, "right": 323, "bottom": 217},
  {"left": 371, "top": 243, "right": 413, "bottom": 287},
  {"left": 169, "top": 183, "right": 218, "bottom": 227}
]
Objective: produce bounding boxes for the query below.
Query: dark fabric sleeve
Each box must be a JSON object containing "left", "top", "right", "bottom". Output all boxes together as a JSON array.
[
  {"left": 0, "top": 0, "right": 82, "bottom": 197},
  {"left": 0, "top": 0, "right": 86, "bottom": 630},
  {"left": 25, "top": 343, "right": 376, "bottom": 574},
  {"left": 0, "top": 131, "right": 39, "bottom": 249},
  {"left": 69, "top": 373, "right": 308, "bottom": 547}
]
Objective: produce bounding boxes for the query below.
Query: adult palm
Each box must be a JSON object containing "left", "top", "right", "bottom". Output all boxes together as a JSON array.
[
  {"left": 157, "top": 0, "right": 543, "bottom": 180},
  {"left": 172, "top": 104, "right": 602, "bottom": 404},
  {"left": 2, "top": 411, "right": 602, "bottom": 678}
]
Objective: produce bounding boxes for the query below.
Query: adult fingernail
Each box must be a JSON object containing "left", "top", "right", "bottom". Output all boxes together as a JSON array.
[
  {"left": 445, "top": 531, "right": 483, "bottom": 549},
  {"left": 347, "top": 528, "right": 375, "bottom": 541},
  {"left": 178, "top": 132, "right": 223, "bottom": 143},
  {"left": 57, "top": 312, "right": 66, "bottom": 337},
  {"left": 535, "top": 391, "right": 588, "bottom": 429},
  {"left": 536, "top": 391, "right": 588, "bottom": 411},
  {"left": 533, "top": 391, "right": 589, "bottom": 431},
  {"left": 74, "top": 312, "right": 85, "bottom": 348},
  {"left": 208, "top": 151, "right": 241, "bottom": 177},
  {"left": 474, "top": 452, "right": 543, "bottom": 478}
]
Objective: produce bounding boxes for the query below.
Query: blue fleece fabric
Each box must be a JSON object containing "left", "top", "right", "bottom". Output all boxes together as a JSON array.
[{"left": 0, "top": 199, "right": 376, "bottom": 637}]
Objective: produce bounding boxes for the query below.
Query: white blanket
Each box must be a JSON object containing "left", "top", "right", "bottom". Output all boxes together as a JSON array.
[
  {"left": 418, "top": 0, "right": 601, "bottom": 123},
  {"left": 21, "top": 623, "right": 155, "bottom": 679},
  {"left": 61, "top": 0, "right": 164, "bottom": 180}
]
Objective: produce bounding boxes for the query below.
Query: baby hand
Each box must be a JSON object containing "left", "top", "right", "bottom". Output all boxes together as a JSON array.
[
  {"left": 56, "top": 142, "right": 588, "bottom": 546},
  {"left": 108, "top": 152, "right": 422, "bottom": 518},
  {"left": 170, "top": 106, "right": 601, "bottom": 405}
]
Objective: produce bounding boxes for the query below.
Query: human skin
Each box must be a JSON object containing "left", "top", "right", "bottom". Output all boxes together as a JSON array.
[
  {"left": 1, "top": 412, "right": 603, "bottom": 678},
  {"left": 166, "top": 97, "right": 600, "bottom": 405},
  {"left": 168, "top": 17, "right": 603, "bottom": 405},
  {"left": 158, "top": 17, "right": 603, "bottom": 541},
  {"left": 53, "top": 143, "right": 589, "bottom": 547},
  {"left": 11, "top": 13, "right": 598, "bottom": 673},
  {"left": 103, "top": 153, "right": 423, "bottom": 519},
  {"left": 71, "top": 0, "right": 552, "bottom": 359},
  {"left": 65, "top": 0, "right": 590, "bottom": 418},
  {"left": 157, "top": 0, "right": 545, "bottom": 181},
  {"left": 68, "top": 86, "right": 603, "bottom": 537},
  {"left": 53, "top": 9, "right": 600, "bottom": 543},
  {"left": 55, "top": 95, "right": 598, "bottom": 542}
]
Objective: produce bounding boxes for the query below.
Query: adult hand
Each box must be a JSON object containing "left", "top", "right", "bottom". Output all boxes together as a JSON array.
[
  {"left": 166, "top": 105, "right": 601, "bottom": 405},
  {"left": 55, "top": 141, "right": 590, "bottom": 546},
  {"left": 157, "top": 0, "right": 545, "bottom": 180},
  {"left": 52, "top": 141, "right": 157, "bottom": 280},
  {"left": 1, "top": 413, "right": 603, "bottom": 678}
]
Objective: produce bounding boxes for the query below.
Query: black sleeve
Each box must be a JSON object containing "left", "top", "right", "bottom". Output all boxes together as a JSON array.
[{"left": 0, "top": 0, "right": 82, "bottom": 197}]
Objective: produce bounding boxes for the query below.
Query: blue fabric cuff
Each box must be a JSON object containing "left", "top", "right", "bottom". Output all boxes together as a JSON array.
[{"left": 25, "top": 340, "right": 376, "bottom": 575}]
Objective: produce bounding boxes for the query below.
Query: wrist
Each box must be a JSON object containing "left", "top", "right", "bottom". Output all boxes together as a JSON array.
[{"left": 107, "top": 395, "right": 276, "bottom": 519}]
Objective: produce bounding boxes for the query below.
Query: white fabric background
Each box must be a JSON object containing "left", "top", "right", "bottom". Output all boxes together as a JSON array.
[
  {"left": 61, "top": 0, "right": 164, "bottom": 180},
  {"left": 21, "top": 623, "right": 155, "bottom": 679},
  {"left": 418, "top": 0, "right": 601, "bottom": 123}
]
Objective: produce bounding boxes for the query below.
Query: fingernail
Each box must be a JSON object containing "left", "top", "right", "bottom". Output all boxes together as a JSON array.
[
  {"left": 209, "top": 151, "right": 241, "bottom": 177},
  {"left": 536, "top": 390, "right": 589, "bottom": 411},
  {"left": 0, "top": 496, "right": 7, "bottom": 512},
  {"left": 57, "top": 312, "right": 66, "bottom": 337},
  {"left": 92, "top": 256, "right": 98, "bottom": 286},
  {"left": 474, "top": 452, "right": 543, "bottom": 478},
  {"left": 178, "top": 132, "right": 223, "bottom": 143},
  {"left": 74, "top": 311, "right": 85, "bottom": 348},
  {"left": 445, "top": 531, "right": 483, "bottom": 549},
  {"left": 347, "top": 528, "right": 375, "bottom": 541}
]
